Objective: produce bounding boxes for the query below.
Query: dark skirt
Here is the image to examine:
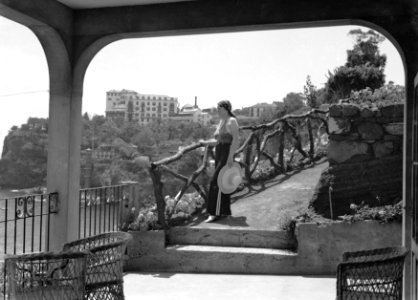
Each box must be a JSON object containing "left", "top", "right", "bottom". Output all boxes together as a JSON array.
[{"left": 206, "top": 142, "right": 232, "bottom": 216}]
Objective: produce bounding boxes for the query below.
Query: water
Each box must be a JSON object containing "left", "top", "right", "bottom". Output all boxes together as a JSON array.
[
  {"left": 0, "top": 190, "right": 122, "bottom": 255},
  {"left": 0, "top": 189, "right": 27, "bottom": 199}
]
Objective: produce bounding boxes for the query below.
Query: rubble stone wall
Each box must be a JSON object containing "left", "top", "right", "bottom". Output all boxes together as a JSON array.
[{"left": 311, "top": 103, "right": 403, "bottom": 218}]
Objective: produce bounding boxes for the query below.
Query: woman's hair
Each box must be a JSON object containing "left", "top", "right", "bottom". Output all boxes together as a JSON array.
[{"left": 217, "top": 100, "right": 236, "bottom": 118}]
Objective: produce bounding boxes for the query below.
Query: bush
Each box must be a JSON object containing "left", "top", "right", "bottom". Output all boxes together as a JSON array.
[
  {"left": 122, "top": 192, "right": 205, "bottom": 231},
  {"left": 338, "top": 200, "right": 402, "bottom": 224}
]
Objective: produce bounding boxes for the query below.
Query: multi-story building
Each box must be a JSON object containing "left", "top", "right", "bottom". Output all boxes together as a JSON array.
[
  {"left": 106, "top": 89, "right": 179, "bottom": 125},
  {"left": 169, "top": 97, "right": 212, "bottom": 126}
]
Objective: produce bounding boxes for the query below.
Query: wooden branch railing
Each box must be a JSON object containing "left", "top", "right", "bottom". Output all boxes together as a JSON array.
[{"left": 147, "top": 108, "right": 329, "bottom": 230}]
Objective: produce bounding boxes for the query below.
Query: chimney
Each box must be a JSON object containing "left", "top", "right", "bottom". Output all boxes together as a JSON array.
[{"left": 194, "top": 96, "right": 197, "bottom": 108}]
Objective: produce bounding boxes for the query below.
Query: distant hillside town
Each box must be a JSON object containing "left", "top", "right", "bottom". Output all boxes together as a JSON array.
[
  {"left": 105, "top": 89, "right": 279, "bottom": 126},
  {"left": 105, "top": 89, "right": 212, "bottom": 126}
]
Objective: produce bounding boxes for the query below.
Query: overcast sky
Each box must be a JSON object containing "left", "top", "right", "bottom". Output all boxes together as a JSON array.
[{"left": 0, "top": 16, "right": 404, "bottom": 152}]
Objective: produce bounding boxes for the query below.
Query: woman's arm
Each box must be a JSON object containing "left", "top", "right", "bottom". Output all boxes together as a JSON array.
[{"left": 227, "top": 117, "right": 239, "bottom": 167}]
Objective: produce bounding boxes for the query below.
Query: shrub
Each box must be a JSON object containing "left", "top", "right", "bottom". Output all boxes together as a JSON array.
[
  {"left": 338, "top": 200, "right": 402, "bottom": 224},
  {"left": 122, "top": 192, "right": 205, "bottom": 231}
]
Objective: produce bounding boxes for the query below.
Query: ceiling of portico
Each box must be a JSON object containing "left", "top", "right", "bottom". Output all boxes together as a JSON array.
[{"left": 55, "top": 0, "right": 193, "bottom": 9}]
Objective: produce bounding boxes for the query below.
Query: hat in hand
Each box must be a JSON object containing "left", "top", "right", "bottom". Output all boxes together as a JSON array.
[{"left": 217, "top": 162, "right": 242, "bottom": 194}]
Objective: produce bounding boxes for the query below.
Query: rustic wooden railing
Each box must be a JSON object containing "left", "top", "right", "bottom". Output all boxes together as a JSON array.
[{"left": 148, "top": 108, "right": 329, "bottom": 229}]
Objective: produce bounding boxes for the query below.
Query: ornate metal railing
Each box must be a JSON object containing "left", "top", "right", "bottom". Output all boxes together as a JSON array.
[
  {"left": 79, "top": 184, "right": 131, "bottom": 239},
  {"left": 149, "top": 108, "right": 329, "bottom": 229},
  {"left": 0, "top": 192, "right": 58, "bottom": 256}
]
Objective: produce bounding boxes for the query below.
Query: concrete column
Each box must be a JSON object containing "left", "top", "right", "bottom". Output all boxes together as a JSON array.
[
  {"left": 32, "top": 25, "right": 81, "bottom": 250},
  {"left": 402, "top": 65, "right": 416, "bottom": 300}
]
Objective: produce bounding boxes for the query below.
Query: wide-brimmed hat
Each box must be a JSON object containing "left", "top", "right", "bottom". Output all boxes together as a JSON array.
[{"left": 217, "top": 162, "right": 242, "bottom": 194}]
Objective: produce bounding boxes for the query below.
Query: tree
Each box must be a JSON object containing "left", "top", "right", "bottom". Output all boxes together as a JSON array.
[
  {"left": 282, "top": 92, "right": 306, "bottom": 114},
  {"left": 273, "top": 101, "right": 286, "bottom": 118},
  {"left": 346, "top": 29, "right": 386, "bottom": 68},
  {"left": 303, "top": 75, "right": 318, "bottom": 108},
  {"left": 132, "top": 127, "right": 156, "bottom": 153},
  {"left": 324, "top": 29, "right": 387, "bottom": 103}
]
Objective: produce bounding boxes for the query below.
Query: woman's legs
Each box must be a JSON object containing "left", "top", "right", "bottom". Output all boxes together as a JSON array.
[{"left": 205, "top": 143, "right": 231, "bottom": 222}]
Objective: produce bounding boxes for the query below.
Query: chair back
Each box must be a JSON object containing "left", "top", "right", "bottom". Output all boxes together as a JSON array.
[{"left": 5, "top": 251, "right": 88, "bottom": 300}]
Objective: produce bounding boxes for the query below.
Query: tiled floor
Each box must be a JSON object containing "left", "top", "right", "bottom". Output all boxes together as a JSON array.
[{"left": 124, "top": 272, "right": 336, "bottom": 300}]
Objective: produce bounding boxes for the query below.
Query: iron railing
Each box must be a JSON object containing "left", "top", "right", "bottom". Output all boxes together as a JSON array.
[
  {"left": 79, "top": 185, "right": 129, "bottom": 239},
  {"left": 0, "top": 192, "right": 58, "bottom": 255},
  {"left": 0, "top": 192, "right": 58, "bottom": 299}
]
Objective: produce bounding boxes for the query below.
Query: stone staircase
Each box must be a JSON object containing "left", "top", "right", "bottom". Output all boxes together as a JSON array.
[
  {"left": 168, "top": 226, "right": 296, "bottom": 249},
  {"left": 126, "top": 161, "right": 331, "bottom": 275},
  {"left": 126, "top": 226, "right": 304, "bottom": 275}
]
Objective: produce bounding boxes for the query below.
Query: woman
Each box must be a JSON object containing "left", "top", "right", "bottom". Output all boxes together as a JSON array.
[{"left": 205, "top": 100, "right": 240, "bottom": 223}]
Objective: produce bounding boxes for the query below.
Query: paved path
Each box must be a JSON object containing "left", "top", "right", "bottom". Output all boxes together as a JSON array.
[{"left": 187, "top": 159, "right": 329, "bottom": 230}]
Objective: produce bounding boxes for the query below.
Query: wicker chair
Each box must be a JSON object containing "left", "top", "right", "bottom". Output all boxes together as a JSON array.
[
  {"left": 336, "top": 246, "right": 408, "bottom": 300},
  {"left": 63, "top": 232, "right": 132, "bottom": 300},
  {"left": 5, "top": 251, "right": 89, "bottom": 300}
]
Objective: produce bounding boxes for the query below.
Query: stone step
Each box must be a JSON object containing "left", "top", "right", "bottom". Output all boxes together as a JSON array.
[
  {"left": 168, "top": 227, "right": 296, "bottom": 249},
  {"left": 127, "top": 244, "right": 300, "bottom": 275}
]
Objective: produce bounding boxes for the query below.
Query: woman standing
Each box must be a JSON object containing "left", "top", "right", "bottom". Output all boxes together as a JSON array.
[{"left": 205, "top": 100, "right": 240, "bottom": 223}]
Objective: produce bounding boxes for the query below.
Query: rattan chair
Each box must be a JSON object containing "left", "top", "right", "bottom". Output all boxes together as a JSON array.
[
  {"left": 5, "top": 251, "right": 88, "bottom": 300},
  {"left": 63, "top": 232, "right": 132, "bottom": 300},
  {"left": 336, "top": 246, "right": 408, "bottom": 300}
]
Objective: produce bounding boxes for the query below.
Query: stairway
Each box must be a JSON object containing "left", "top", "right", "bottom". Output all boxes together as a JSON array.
[
  {"left": 126, "top": 225, "right": 303, "bottom": 275},
  {"left": 126, "top": 161, "right": 330, "bottom": 275}
]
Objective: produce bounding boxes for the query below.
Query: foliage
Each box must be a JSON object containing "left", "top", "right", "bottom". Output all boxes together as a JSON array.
[
  {"left": 303, "top": 75, "right": 319, "bottom": 108},
  {"left": 0, "top": 119, "right": 48, "bottom": 188},
  {"left": 345, "top": 29, "right": 386, "bottom": 68},
  {"left": 338, "top": 200, "right": 402, "bottom": 224},
  {"left": 280, "top": 92, "right": 306, "bottom": 115},
  {"left": 0, "top": 115, "right": 215, "bottom": 190},
  {"left": 348, "top": 83, "right": 405, "bottom": 107},
  {"left": 324, "top": 29, "right": 387, "bottom": 103},
  {"left": 291, "top": 206, "right": 333, "bottom": 225},
  {"left": 123, "top": 192, "right": 205, "bottom": 231}
]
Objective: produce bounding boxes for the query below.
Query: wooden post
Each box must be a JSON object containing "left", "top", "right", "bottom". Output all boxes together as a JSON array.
[
  {"left": 244, "top": 134, "right": 254, "bottom": 181},
  {"left": 149, "top": 165, "right": 167, "bottom": 230},
  {"left": 307, "top": 118, "right": 315, "bottom": 159},
  {"left": 278, "top": 129, "right": 285, "bottom": 173}
]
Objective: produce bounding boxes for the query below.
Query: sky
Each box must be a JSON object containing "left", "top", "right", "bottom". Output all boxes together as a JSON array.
[{"left": 0, "top": 16, "right": 405, "bottom": 152}]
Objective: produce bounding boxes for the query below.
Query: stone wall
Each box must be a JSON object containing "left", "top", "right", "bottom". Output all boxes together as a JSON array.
[
  {"left": 311, "top": 103, "right": 403, "bottom": 218},
  {"left": 295, "top": 221, "right": 402, "bottom": 274}
]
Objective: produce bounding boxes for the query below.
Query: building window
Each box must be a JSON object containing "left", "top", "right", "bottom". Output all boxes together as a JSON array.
[{"left": 152, "top": 107, "right": 156, "bottom": 111}]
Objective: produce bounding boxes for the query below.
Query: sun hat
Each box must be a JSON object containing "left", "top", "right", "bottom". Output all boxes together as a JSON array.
[{"left": 217, "top": 162, "right": 242, "bottom": 194}]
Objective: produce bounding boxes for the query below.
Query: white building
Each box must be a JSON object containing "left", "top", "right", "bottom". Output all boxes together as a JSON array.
[
  {"left": 169, "top": 97, "right": 212, "bottom": 126},
  {"left": 248, "top": 103, "right": 277, "bottom": 118},
  {"left": 106, "top": 89, "right": 179, "bottom": 125}
]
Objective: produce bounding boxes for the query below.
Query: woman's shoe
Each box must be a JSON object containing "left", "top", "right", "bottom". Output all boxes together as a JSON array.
[{"left": 204, "top": 215, "right": 217, "bottom": 223}]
